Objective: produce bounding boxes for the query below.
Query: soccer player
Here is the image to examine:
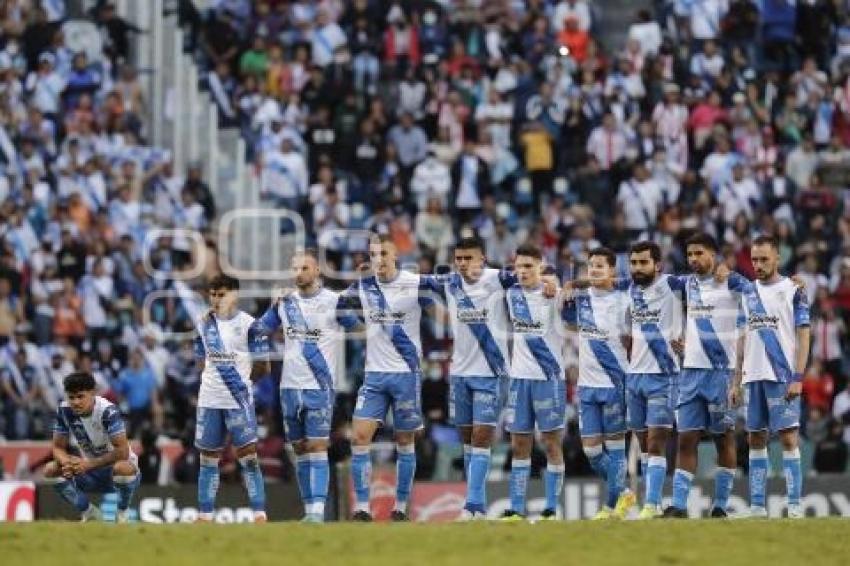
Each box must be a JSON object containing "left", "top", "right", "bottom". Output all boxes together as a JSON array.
[
  {"left": 344, "top": 234, "right": 441, "bottom": 522},
  {"left": 663, "top": 233, "right": 742, "bottom": 519},
  {"left": 563, "top": 247, "right": 636, "bottom": 520},
  {"left": 626, "top": 241, "right": 685, "bottom": 519},
  {"left": 176, "top": 275, "right": 272, "bottom": 523},
  {"left": 253, "top": 249, "right": 356, "bottom": 522},
  {"left": 437, "top": 236, "right": 556, "bottom": 520},
  {"left": 502, "top": 243, "right": 567, "bottom": 521},
  {"left": 730, "top": 235, "right": 811, "bottom": 518},
  {"left": 44, "top": 371, "right": 140, "bottom": 523}
]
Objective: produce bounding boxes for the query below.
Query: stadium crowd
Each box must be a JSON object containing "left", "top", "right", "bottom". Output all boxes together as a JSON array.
[{"left": 1, "top": 0, "right": 850, "bottom": 482}]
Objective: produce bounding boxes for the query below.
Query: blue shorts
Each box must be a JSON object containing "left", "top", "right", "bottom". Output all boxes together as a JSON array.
[
  {"left": 281, "top": 388, "right": 334, "bottom": 442},
  {"left": 627, "top": 373, "right": 677, "bottom": 431},
  {"left": 72, "top": 464, "right": 140, "bottom": 493},
  {"left": 677, "top": 369, "right": 734, "bottom": 434},
  {"left": 578, "top": 382, "right": 626, "bottom": 438},
  {"left": 745, "top": 380, "right": 801, "bottom": 433},
  {"left": 194, "top": 405, "right": 258, "bottom": 451},
  {"left": 505, "top": 378, "right": 566, "bottom": 434},
  {"left": 450, "top": 375, "right": 505, "bottom": 427},
  {"left": 353, "top": 372, "right": 423, "bottom": 432}
]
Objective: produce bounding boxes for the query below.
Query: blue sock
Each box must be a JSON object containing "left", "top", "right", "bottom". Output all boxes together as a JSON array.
[
  {"left": 239, "top": 454, "right": 266, "bottom": 513},
  {"left": 605, "top": 439, "right": 627, "bottom": 509},
  {"left": 646, "top": 456, "right": 667, "bottom": 507},
  {"left": 53, "top": 478, "right": 90, "bottom": 513},
  {"left": 113, "top": 474, "right": 139, "bottom": 511},
  {"left": 463, "top": 444, "right": 472, "bottom": 478},
  {"left": 783, "top": 449, "right": 802, "bottom": 506},
  {"left": 295, "top": 453, "right": 312, "bottom": 510},
  {"left": 509, "top": 458, "right": 531, "bottom": 515},
  {"left": 640, "top": 453, "right": 648, "bottom": 479},
  {"left": 584, "top": 445, "right": 610, "bottom": 481},
  {"left": 714, "top": 467, "right": 735, "bottom": 512},
  {"left": 309, "top": 452, "right": 330, "bottom": 518},
  {"left": 351, "top": 446, "right": 371, "bottom": 513},
  {"left": 749, "top": 448, "right": 769, "bottom": 509},
  {"left": 395, "top": 444, "right": 417, "bottom": 513},
  {"left": 672, "top": 469, "right": 693, "bottom": 511},
  {"left": 198, "top": 455, "right": 220, "bottom": 515},
  {"left": 544, "top": 463, "right": 565, "bottom": 512},
  {"left": 467, "top": 447, "right": 490, "bottom": 511}
]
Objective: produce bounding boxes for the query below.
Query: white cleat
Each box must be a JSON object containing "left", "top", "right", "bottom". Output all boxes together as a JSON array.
[
  {"left": 80, "top": 504, "right": 103, "bottom": 523},
  {"left": 456, "top": 509, "right": 486, "bottom": 522},
  {"left": 116, "top": 510, "right": 129, "bottom": 524},
  {"left": 732, "top": 506, "right": 768, "bottom": 520},
  {"left": 787, "top": 504, "right": 804, "bottom": 519}
]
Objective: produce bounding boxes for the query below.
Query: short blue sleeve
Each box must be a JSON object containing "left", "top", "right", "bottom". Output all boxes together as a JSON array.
[
  {"left": 418, "top": 275, "right": 437, "bottom": 309},
  {"left": 793, "top": 288, "right": 811, "bottom": 328},
  {"left": 247, "top": 321, "right": 272, "bottom": 354},
  {"left": 562, "top": 299, "right": 577, "bottom": 325},
  {"left": 102, "top": 404, "right": 126, "bottom": 438},
  {"left": 726, "top": 272, "right": 752, "bottom": 294},
  {"left": 614, "top": 277, "right": 632, "bottom": 292},
  {"left": 498, "top": 268, "right": 518, "bottom": 289},
  {"left": 666, "top": 274, "right": 687, "bottom": 293},
  {"left": 193, "top": 336, "right": 206, "bottom": 360},
  {"left": 53, "top": 407, "right": 69, "bottom": 436},
  {"left": 253, "top": 303, "right": 283, "bottom": 335},
  {"left": 336, "top": 282, "right": 364, "bottom": 330}
]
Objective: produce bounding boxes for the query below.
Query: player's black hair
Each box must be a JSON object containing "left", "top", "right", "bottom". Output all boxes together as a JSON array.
[
  {"left": 630, "top": 240, "right": 662, "bottom": 263},
  {"left": 588, "top": 247, "right": 617, "bottom": 267},
  {"left": 294, "top": 248, "right": 319, "bottom": 261},
  {"left": 752, "top": 235, "right": 778, "bottom": 250},
  {"left": 63, "top": 372, "right": 96, "bottom": 394},
  {"left": 207, "top": 273, "right": 240, "bottom": 292},
  {"left": 369, "top": 233, "right": 395, "bottom": 246},
  {"left": 685, "top": 233, "right": 718, "bottom": 253},
  {"left": 515, "top": 243, "right": 543, "bottom": 260},
  {"left": 455, "top": 236, "right": 485, "bottom": 253}
]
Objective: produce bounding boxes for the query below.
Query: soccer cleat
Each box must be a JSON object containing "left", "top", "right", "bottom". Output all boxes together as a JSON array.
[
  {"left": 390, "top": 510, "right": 410, "bottom": 522},
  {"left": 661, "top": 506, "right": 688, "bottom": 519},
  {"left": 613, "top": 489, "right": 637, "bottom": 519},
  {"left": 194, "top": 514, "right": 214, "bottom": 524},
  {"left": 710, "top": 507, "right": 728, "bottom": 519},
  {"left": 116, "top": 510, "right": 129, "bottom": 524},
  {"left": 253, "top": 511, "right": 268, "bottom": 523},
  {"left": 539, "top": 508, "right": 557, "bottom": 521},
  {"left": 731, "top": 506, "right": 768, "bottom": 520},
  {"left": 351, "top": 510, "right": 373, "bottom": 522},
  {"left": 636, "top": 505, "right": 661, "bottom": 520},
  {"left": 500, "top": 510, "right": 525, "bottom": 522},
  {"left": 80, "top": 504, "right": 102, "bottom": 523},
  {"left": 591, "top": 507, "right": 615, "bottom": 521},
  {"left": 301, "top": 514, "right": 324, "bottom": 524},
  {"left": 456, "top": 509, "right": 485, "bottom": 522},
  {"left": 787, "top": 505, "right": 804, "bottom": 519}
]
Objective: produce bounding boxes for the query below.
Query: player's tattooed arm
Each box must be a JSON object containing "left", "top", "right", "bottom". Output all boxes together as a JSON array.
[{"left": 729, "top": 335, "right": 746, "bottom": 408}]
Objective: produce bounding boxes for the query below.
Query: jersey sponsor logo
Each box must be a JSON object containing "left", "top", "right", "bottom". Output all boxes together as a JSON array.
[
  {"left": 578, "top": 325, "right": 610, "bottom": 341},
  {"left": 688, "top": 304, "right": 716, "bottom": 319},
  {"left": 206, "top": 351, "right": 239, "bottom": 364},
  {"left": 285, "top": 326, "right": 323, "bottom": 342},
  {"left": 632, "top": 308, "right": 662, "bottom": 325},
  {"left": 456, "top": 307, "right": 488, "bottom": 324},
  {"left": 368, "top": 310, "right": 407, "bottom": 324},
  {"left": 748, "top": 313, "right": 780, "bottom": 331},
  {"left": 512, "top": 319, "right": 545, "bottom": 335}
]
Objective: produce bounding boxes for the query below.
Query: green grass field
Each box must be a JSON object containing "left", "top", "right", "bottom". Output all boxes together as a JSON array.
[{"left": 3, "top": 519, "right": 847, "bottom": 566}]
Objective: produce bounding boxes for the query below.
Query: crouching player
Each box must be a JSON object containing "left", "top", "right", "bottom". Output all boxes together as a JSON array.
[{"left": 45, "top": 372, "right": 140, "bottom": 523}]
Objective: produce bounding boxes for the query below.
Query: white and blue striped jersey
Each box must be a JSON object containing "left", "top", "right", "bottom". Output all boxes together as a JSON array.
[
  {"left": 340, "top": 270, "right": 436, "bottom": 374},
  {"left": 254, "top": 288, "right": 346, "bottom": 390},
  {"left": 566, "top": 287, "right": 630, "bottom": 388},
  {"left": 53, "top": 396, "right": 137, "bottom": 465},
  {"left": 506, "top": 286, "right": 567, "bottom": 381},
  {"left": 734, "top": 276, "right": 810, "bottom": 384},
  {"left": 627, "top": 274, "right": 685, "bottom": 375},
  {"left": 682, "top": 275, "right": 745, "bottom": 370},
  {"left": 193, "top": 311, "right": 270, "bottom": 409},
  {"left": 439, "top": 268, "right": 512, "bottom": 379}
]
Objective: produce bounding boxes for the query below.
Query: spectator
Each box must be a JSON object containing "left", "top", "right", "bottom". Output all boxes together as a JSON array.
[
  {"left": 115, "top": 349, "right": 161, "bottom": 439},
  {"left": 415, "top": 197, "right": 454, "bottom": 264},
  {"left": 814, "top": 419, "right": 849, "bottom": 473},
  {"left": 1, "top": 349, "right": 42, "bottom": 440}
]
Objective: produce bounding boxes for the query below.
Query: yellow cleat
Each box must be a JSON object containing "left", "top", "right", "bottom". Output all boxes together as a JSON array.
[
  {"left": 614, "top": 490, "right": 638, "bottom": 519},
  {"left": 500, "top": 510, "right": 526, "bottom": 522},
  {"left": 591, "top": 507, "right": 615, "bottom": 521},
  {"left": 637, "top": 505, "right": 661, "bottom": 520}
]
